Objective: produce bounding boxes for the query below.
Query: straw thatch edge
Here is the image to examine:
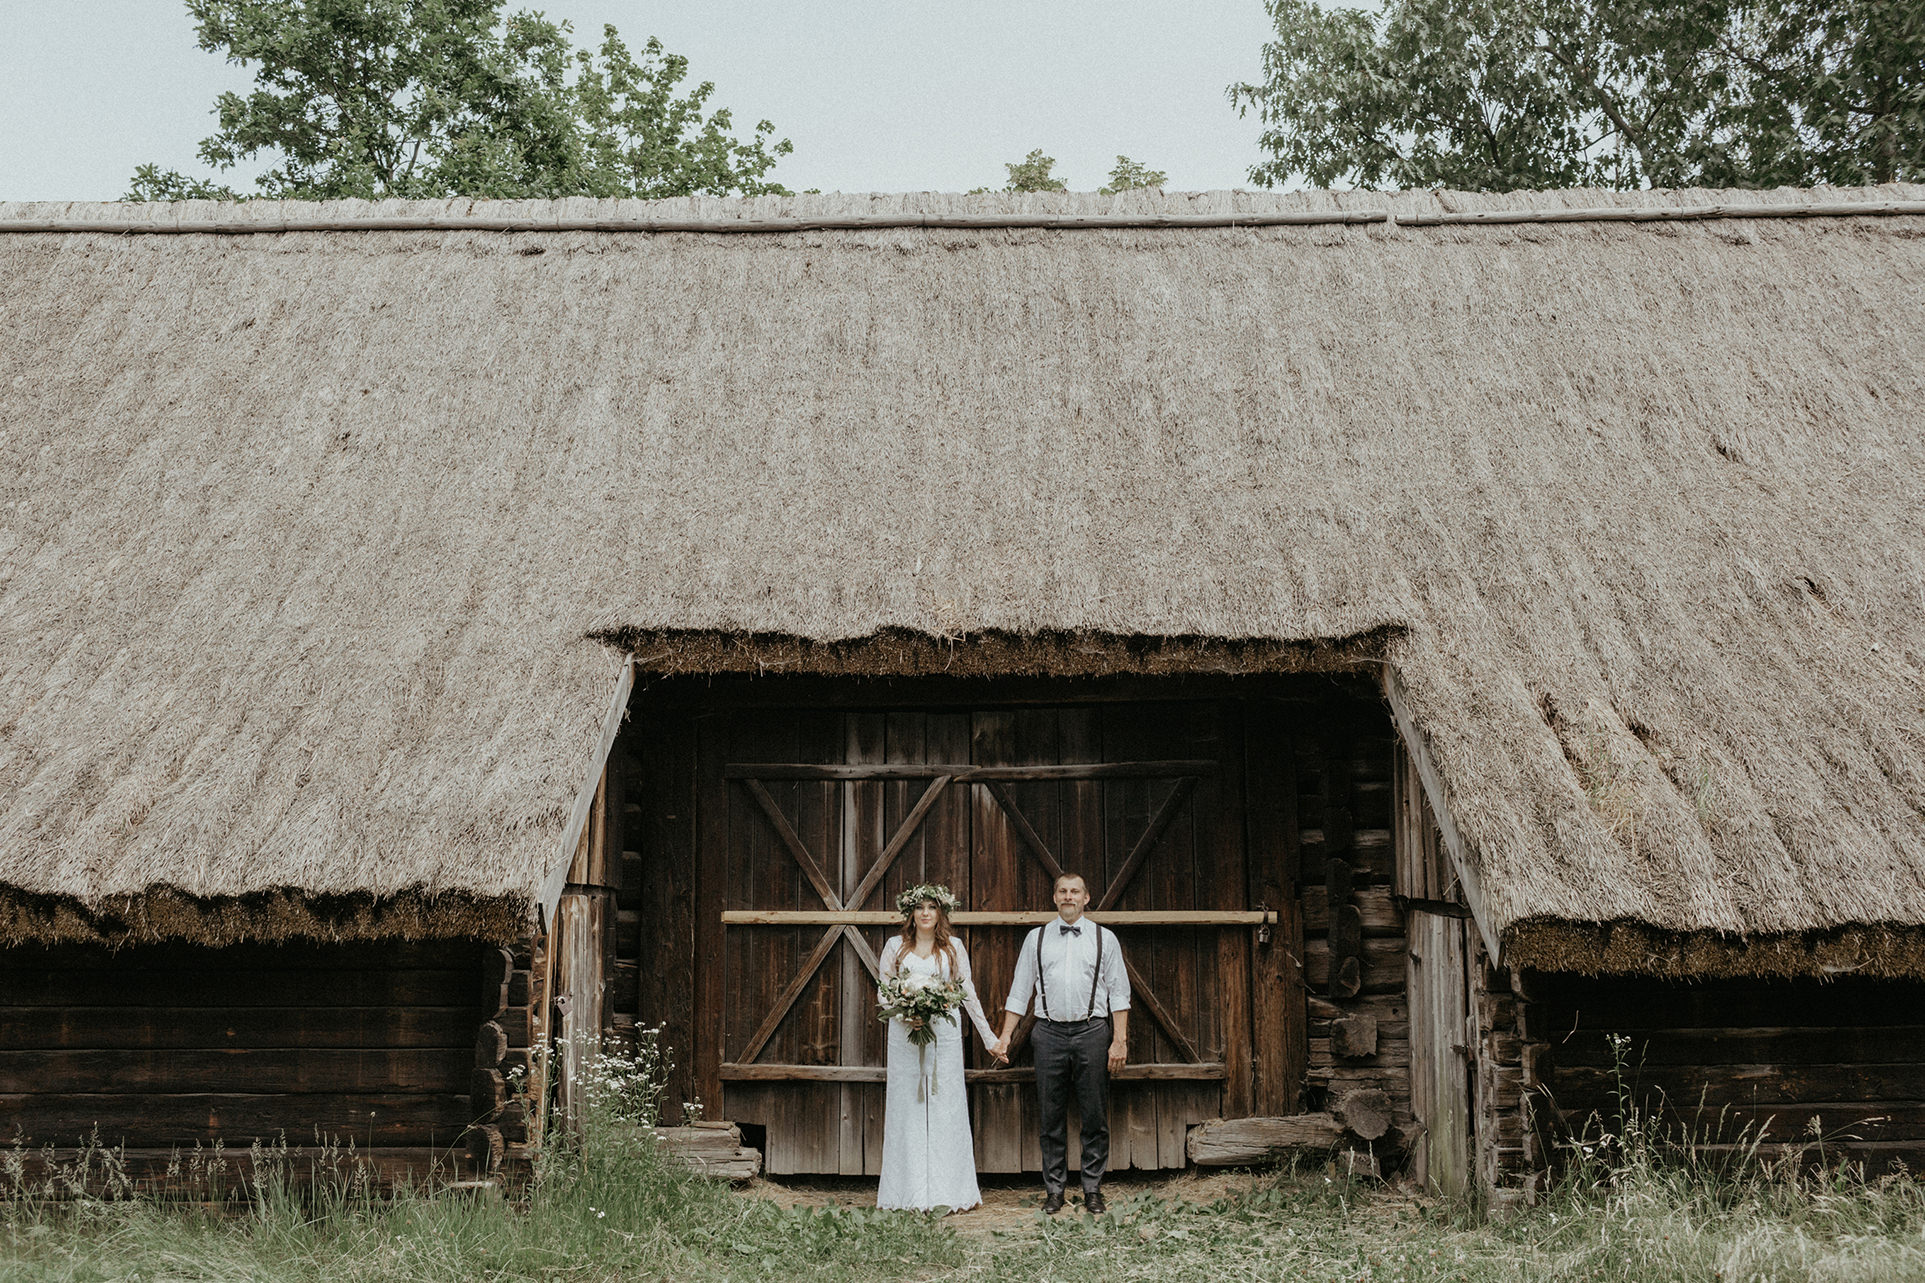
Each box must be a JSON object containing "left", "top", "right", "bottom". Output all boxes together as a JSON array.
[
  {"left": 3, "top": 195, "right": 1922, "bottom": 236},
  {"left": 0, "top": 886, "right": 530, "bottom": 948},
  {"left": 1506, "top": 919, "right": 1925, "bottom": 980},
  {"left": 606, "top": 626, "right": 1400, "bottom": 678}
]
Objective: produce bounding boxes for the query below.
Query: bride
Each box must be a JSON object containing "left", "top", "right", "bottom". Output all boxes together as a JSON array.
[{"left": 875, "top": 883, "right": 1001, "bottom": 1211}]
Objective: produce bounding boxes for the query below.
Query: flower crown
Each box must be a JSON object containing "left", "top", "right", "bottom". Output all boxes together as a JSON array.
[{"left": 896, "top": 883, "right": 961, "bottom": 916}]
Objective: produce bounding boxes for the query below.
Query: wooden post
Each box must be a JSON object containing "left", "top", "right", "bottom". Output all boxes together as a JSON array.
[
  {"left": 553, "top": 892, "right": 605, "bottom": 1132},
  {"left": 1397, "top": 744, "right": 1473, "bottom": 1199},
  {"left": 553, "top": 772, "right": 614, "bottom": 1134},
  {"left": 1245, "top": 703, "right": 1305, "bottom": 1116},
  {"left": 526, "top": 916, "right": 554, "bottom": 1155},
  {"left": 1215, "top": 703, "right": 1255, "bottom": 1119}
]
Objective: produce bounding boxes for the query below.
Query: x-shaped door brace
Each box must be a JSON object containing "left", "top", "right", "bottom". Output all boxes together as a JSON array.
[
  {"left": 732, "top": 771, "right": 1202, "bottom": 1067},
  {"left": 733, "top": 774, "right": 953, "bottom": 1065}
]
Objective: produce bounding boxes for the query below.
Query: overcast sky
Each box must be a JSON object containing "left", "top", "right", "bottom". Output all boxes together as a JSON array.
[{"left": 0, "top": 1, "right": 1282, "bottom": 200}]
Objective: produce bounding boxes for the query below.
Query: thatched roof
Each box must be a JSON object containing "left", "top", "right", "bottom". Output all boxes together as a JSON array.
[{"left": 2, "top": 187, "right": 1922, "bottom": 971}]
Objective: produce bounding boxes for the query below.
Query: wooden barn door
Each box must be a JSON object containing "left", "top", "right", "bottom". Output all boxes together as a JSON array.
[{"left": 693, "top": 702, "right": 1281, "bottom": 1175}]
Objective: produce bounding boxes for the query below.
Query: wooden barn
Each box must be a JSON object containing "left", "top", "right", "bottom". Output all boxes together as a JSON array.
[{"left": 3, "top": 187, "right": 1924, "bottom": 1204}]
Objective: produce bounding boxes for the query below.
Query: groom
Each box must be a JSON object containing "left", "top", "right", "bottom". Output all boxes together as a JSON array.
[{"left": 991, "top": 872, "right": 1131, "bottom": 1215}]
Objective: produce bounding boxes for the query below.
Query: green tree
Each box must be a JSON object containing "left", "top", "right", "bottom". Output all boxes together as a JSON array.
[
  {"left": 1100, "top": 155, "right": 1169, "bottom": 193},
  {"left": 1229, "top": 0, "right": 1923, "bottom": 191},
  {"left": 1002, "top": 149, "right": 1069, "bottom": 191},
  {"left": 128, "top": 0, "right": 791, "bottom": 201}
]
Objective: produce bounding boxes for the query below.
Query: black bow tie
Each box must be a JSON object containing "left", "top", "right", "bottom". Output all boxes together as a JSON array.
[{"left": 1059, "top": 923, "right": 1082, "bottom": 936}]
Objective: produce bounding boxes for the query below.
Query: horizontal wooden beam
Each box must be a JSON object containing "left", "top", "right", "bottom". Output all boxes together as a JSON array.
[
  {"left": 1188, "top": 1114, "right": 1347, "bottom": 1165},
  {"left": 8, "top": 199, "right": 1923, "bottom": 237},
  {"left": 0, "top": 213, "right": 1390, "bottom": 235},
  {"left": 721, "top": 910, "right": 1274, "bottom": 926},
  {"left": 724, "top": 760, "right": 1215, "bottom": 781},
  {"left": 719, "top": 1062, "right": 1226, "bottom": 1083}
]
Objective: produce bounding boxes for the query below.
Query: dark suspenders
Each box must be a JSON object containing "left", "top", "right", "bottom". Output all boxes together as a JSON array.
[{"left": 1032, "top": 924, "right": 1105, "bottom": 1021}]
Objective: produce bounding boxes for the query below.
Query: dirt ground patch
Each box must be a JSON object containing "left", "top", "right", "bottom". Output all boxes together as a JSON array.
[{"left": 739, "top": 1168, "right": 1295, "bottom": 1235}]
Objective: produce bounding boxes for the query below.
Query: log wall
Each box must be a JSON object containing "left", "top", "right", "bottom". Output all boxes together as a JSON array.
[
  {"left": 0, "top": 939, "right": 502, "bottom": 1189},
  {"left": 1529, "top": 973, "right": 1925, "bottom": 1177},
  {"left": 1293, "top": 699, "right": 1413, "bottom": 1167},
  {"left": 467, "top": 929, "right": 547, "bottom": 1175},
  {"left": 1471, "top": 952, "right": 1541, "bottom": 1206}
]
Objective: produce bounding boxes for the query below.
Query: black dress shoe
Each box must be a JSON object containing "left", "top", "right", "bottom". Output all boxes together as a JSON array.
[
  {"left": 1083, "top": 1187, "right": 1106, "bottom": 1215},
  {"left": 1042, "top": 1190, "right": 1066, "bottom": 1215}
]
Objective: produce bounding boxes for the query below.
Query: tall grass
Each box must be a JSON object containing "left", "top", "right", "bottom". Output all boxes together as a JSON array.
[
  {"left": 963, "top": 1148, "right": 1925, "bottom": 1283},
  {"left": 5, "top": 1030, "right": 1924, "bottom": 1281},
  {"left": 0, "top": 1032, "right": 961, "bottom": 1282}
]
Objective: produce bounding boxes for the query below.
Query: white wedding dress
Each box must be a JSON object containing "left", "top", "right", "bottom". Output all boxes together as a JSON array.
[{"left": 875, "top": 936, "right": 999, "bottom": 1211}]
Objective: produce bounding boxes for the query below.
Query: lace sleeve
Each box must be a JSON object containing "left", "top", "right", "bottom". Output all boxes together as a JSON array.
[
  {"left": 951, "top": 940, "right": 999, "bottom": 1051},
  {"left": 877, "top": 936, "right": 902, "bottom": 1006}
]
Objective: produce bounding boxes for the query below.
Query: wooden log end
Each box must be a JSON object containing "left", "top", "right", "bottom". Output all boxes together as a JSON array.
[
  {"left": 1336, "top": 1088, "right": 1393, "bottom": 1141},
  {"left": 475, "top": 1021, "right": 508, "bottom": 1068},
  {"left": 1332, "top": 904, "right": 1365, "bottom": 955},
  {"left": 1330, "top": 955, "right": 1363, "bottom": 1000},
  {"left": 464, "top": 1125, "right": 505, "bottom": 1174},
  {"left": 1331, "top": 1014, "right": 1379, "bottom": 1059},
  {"left": 471, "top": 1068, "right": 507, "bottom": 1119},
  {"left": 1476, "top": 993, "right": 1518, "bottom": 1031},
  {"left": 499, "top": 1007, "right": 534, "bottom": 1048},
  {"left": 495, "top": 1099, "right": 530, "bottom": 1144}
]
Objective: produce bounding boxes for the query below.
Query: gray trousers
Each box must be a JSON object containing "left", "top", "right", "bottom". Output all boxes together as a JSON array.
[{"left": 1033, "top": 1016, "right": 1111, "bottom": 1193}]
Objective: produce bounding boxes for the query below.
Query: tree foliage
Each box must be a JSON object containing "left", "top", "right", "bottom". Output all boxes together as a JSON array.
[
  {"left": 1101, "top": 155, "right": 1169, "bottom": 193},
  {"left": 128, "top": 0, "right": 791, "bottom": 200},
  {"left": 1002, "top": 149, "right": 1069, "bottom": 192},
  {"left": 1230, "top": 0, "right": 1924, "bottom": 190}
]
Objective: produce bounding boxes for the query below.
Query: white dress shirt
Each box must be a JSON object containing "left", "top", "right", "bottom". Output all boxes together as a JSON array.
[{"left": 1002, "top": 915, "right": 1131, "bottom": 1021}]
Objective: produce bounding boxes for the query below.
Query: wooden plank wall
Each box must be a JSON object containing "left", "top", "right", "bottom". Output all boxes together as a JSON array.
[
  {"left": 1295, "top": 699, "right": 1413, "bottom": 1166},
  {"left": 1394, "top": 745, "right": 1474, "bottom": 1197},
  {"left": 1529, "top": 973, "right": 1925, "bottom": 1177},
  {"left": 0, "top": 939, "right": 495, "bottom": 1189}
]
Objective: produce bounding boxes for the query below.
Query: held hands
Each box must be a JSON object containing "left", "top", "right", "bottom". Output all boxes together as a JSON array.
[
  {"left": 1107, "top": 1039, "right": 1127, "bottom": 1074},
  {"left": 989, "top": 1036, "right": 1011, "bottom": 1066}
]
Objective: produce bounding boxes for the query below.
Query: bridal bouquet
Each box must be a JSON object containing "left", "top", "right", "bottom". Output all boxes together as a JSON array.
[
  {"left": 877, "top": 971, "right": 967, "bottom": 1098},
  {"left": 876, "top": 972, "right": 966, "bottom": 1047}
]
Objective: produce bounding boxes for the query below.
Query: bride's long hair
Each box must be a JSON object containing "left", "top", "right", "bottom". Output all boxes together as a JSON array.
[{"left": 898, "top": 899, "right": 958, "bottom": 977}]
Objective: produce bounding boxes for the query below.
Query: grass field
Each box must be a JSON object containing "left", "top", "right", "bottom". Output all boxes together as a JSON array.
[
  {"left": 7, "top": 1129, "right": 1925, "bottom": 1283},
  {"left": 6, "top": 1044, "right": 1925, "bottom": 1282}
]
